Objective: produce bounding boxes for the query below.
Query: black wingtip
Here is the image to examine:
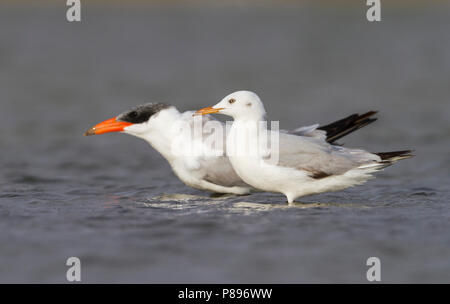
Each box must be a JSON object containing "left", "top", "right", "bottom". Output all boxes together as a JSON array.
[
  {"left": 375, "top": 150, "right": 414, "bottom": 161},
  {"left": 319, "top": 111, "right": 379, "bottom": 144}
]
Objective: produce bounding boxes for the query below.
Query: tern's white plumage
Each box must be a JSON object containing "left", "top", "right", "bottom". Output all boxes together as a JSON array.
[{"left": 85, "top": 104, "right": 251, "bottom": 194}]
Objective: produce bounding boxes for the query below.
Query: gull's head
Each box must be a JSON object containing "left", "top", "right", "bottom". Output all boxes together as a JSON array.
[
  {"left": 195, "top": 91, "right": 266, "bottom": 120},
  {"left": 84, "top": 103, "right": 175, "bottom": 138}
]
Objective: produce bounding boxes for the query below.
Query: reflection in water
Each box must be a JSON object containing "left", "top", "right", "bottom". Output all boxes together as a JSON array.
[
  {"left": 139, "top": 193, "right": 225, "bottom": 211},
  {"left": 146, "top": 193, "right": 231, "bottom": 202},
  {"left": 102, "top": 195, "right": 122, "bottom": 208}
]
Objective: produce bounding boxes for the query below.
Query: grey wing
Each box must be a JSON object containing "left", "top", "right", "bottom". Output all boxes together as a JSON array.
[
  {"left": 286, "top": 124, "right": 327, "bottom": 141},
  {"left": 268, "top": 132, "right": 380, "bottom": 177},
  {"left": 199, "top": 156, "right": 249, "bottom": 187}
]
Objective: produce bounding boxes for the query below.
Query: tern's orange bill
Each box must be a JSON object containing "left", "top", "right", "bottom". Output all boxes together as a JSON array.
[
  {"left": 194, "top": 107, "right": 224, "bottom": 116},
  {"left": 84, "top": 117, "right": 133, "bottom": 136}
]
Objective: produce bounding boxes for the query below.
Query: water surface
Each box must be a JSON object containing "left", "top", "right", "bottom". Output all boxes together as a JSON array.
[{"left": 0, "top": 3, "right": 449, "bottom": 283}]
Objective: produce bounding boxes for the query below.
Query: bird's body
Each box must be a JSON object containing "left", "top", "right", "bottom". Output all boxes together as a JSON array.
[
  {"left": 86, "top": 104, "right": 251, "bottom": 194},
  {"left": 227, "top": 123, "right": 393, "bottom": 202},
  {"left": 196, "top": 91, "right": 413, "bottom": 203},
  {"left": 148, "top": 108, "right": 251, "bottom": 194}
]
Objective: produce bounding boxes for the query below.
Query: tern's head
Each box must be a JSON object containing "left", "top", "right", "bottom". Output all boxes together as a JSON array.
[
  {"left": 84, "top": 103, "right": 175, "bottom": 137},
  {"left": 195, "top": 91, "right": 266, "bottom": 120}
]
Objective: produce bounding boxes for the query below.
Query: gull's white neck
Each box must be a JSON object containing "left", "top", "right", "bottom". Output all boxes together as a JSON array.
[
  {"left": 227, "top": 112, "right": 267, "bottom": 162},
  {"left": 232, "top": 111, "right": 265, "bottom": 123}
]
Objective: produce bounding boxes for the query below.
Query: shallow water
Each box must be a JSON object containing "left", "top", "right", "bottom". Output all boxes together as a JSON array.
[{"left": 0, "top": 3, "right": 449, "bottom": 283}]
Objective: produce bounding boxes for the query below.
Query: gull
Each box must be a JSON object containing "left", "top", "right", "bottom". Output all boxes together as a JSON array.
[
  {"left": 84, "top": 102, "right": 380, "bottom": 196},
  {"left": 195, "top": 91, "right": 413, "bottom": 203}
]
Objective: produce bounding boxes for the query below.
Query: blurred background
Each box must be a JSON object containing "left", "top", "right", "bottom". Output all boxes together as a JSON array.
[{"left": 0, "top": 0, "right": 449, "bottom": 283}]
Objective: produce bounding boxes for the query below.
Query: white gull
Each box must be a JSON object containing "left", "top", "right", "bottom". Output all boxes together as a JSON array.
[{"left": 195, "top": 91, "right": 413, "bottom": 203}]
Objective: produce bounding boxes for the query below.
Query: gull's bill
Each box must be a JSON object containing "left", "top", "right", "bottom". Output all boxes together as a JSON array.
[{"left": 194, "top": 107, "right": 224, "bottom": 116}]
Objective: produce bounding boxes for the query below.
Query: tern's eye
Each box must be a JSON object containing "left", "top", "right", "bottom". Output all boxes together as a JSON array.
[
  {"left": 228, "top": 98, "right": 236, "bottom": 104},
  {"left": 129, "top": 111, "right": 138, "bottom": 118}
]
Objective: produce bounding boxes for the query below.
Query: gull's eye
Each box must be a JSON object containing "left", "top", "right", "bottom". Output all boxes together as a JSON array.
[{"left": 228, "top": 98, "right": 236, "bottom": 104}]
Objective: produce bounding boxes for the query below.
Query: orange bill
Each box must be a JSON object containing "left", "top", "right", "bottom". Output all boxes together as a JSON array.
[
  {"left": 84, "top": 117, "right": 133, "bottom": 136},
  {"left": 194, "top": 107, "right": 224, "bottom": 116}
]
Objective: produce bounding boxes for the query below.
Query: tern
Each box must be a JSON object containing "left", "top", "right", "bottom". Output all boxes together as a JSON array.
[{"left": 195, "top": 91, "right": 413, "bottom": 203}]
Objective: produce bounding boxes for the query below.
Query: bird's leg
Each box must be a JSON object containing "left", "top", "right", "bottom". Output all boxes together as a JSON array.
[
  {"left": 286, "top": 193, "right": 295, "bottom": 204},
  {"left": 285, "top": 194, "right": 320, "bottom": 206}
]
